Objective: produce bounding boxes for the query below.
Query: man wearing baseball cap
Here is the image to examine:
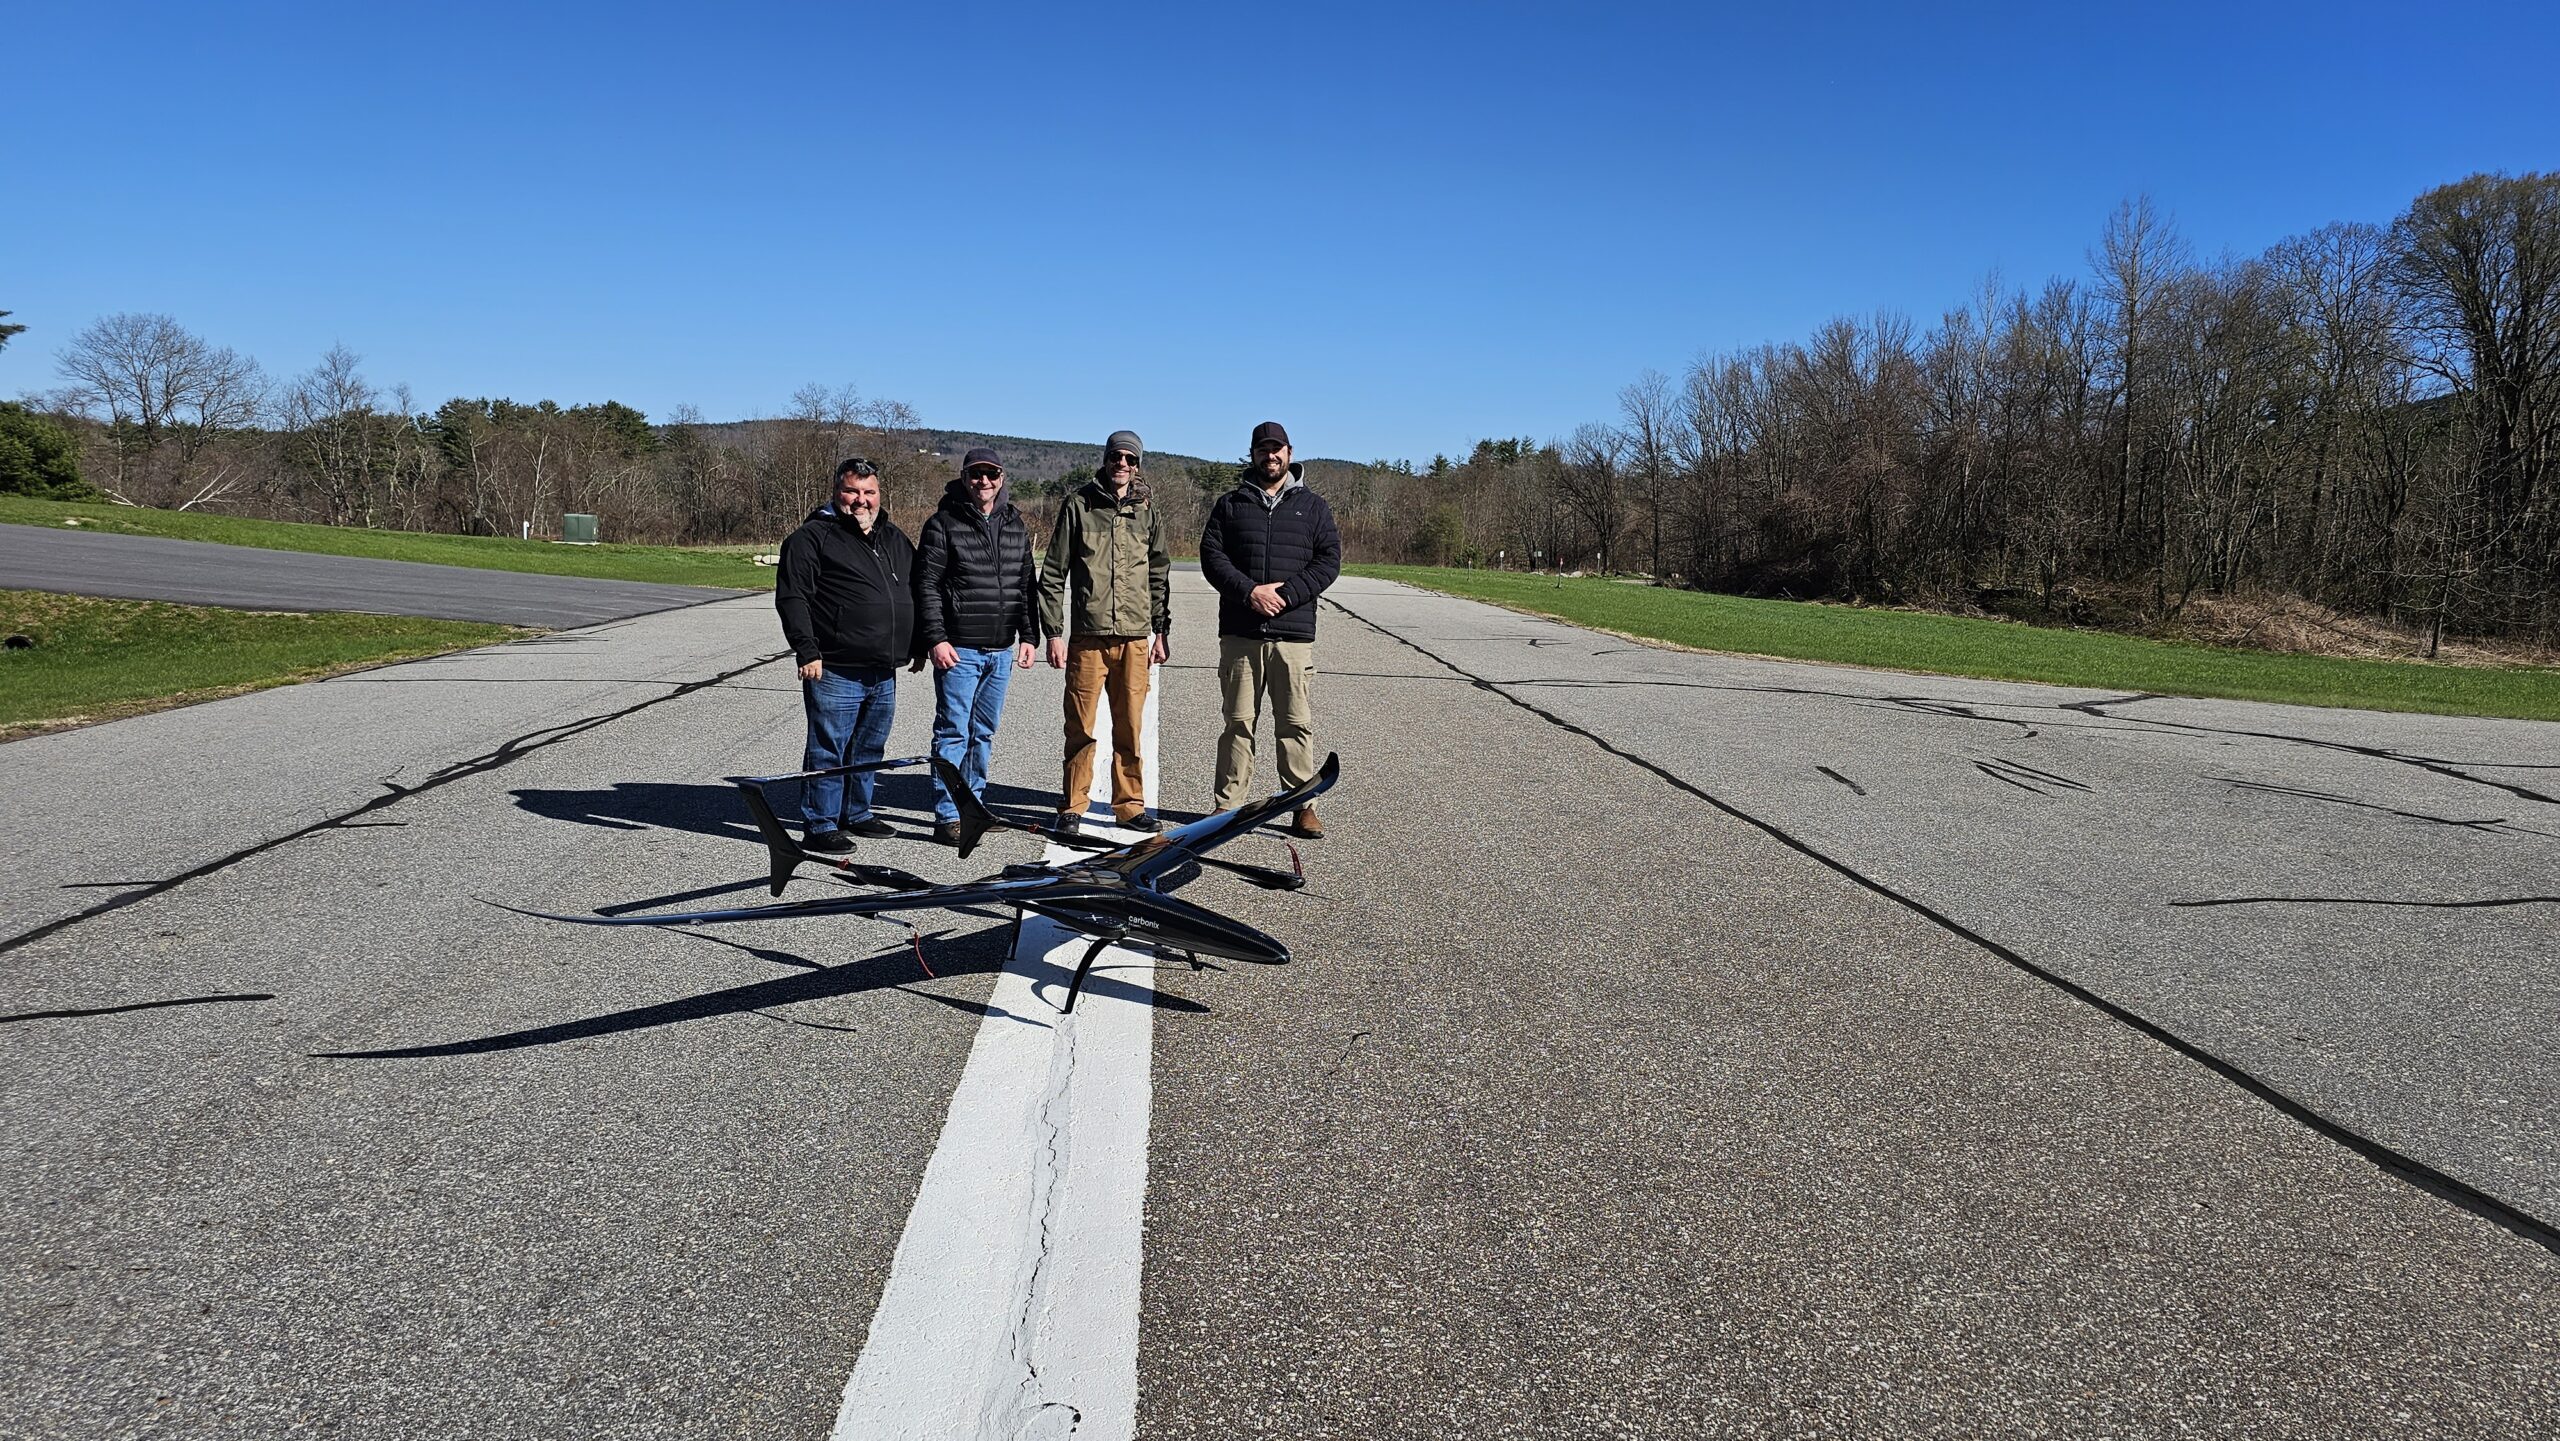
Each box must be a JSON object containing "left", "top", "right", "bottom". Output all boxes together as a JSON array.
[
  {"left": 1198, "top": 420, "right": 1340, "bottom": 837},
  {"left": 914, "top": 447, "right": 1040, "bottom": 846},
  {"left": 1039, "top": 430, "right": 1172, "bottom": 833}
]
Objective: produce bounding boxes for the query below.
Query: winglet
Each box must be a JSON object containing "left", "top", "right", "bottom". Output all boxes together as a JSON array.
[
  {"left": 734, "top": 779, "right": 809, "bottom": 896},
  {"left": 933, "top": 756, "right": 1002, "bottom": 859}
]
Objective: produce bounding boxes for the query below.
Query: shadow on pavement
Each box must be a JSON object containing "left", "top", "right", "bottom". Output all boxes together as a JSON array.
[{"left": 315, "top": 922, "right": 1203, "bottom": 1060}]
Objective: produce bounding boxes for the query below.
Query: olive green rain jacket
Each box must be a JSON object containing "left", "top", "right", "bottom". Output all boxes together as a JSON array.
[{"left": 1039, "top": 476, "right": 1172, "bottom": 639}]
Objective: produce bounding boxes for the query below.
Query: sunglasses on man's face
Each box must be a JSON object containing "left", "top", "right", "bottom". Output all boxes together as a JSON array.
[
  {"left": 966, "top": 468, "right": 1004, "bottom": 482},
  {"left": 1107, "top": 452, "right": 1139, "bottom": 467}
]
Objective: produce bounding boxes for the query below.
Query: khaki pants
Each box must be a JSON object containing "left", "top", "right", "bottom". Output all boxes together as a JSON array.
[
  {"left": 1063, "top": 636, "right": 1152, "bottom": 821},
  {"left": 1214, "top": 636, "right": 1316, "bottom": 811}
]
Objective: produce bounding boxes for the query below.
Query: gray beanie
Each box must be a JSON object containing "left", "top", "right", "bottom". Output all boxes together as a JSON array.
[{"left": 1103, "top": 430, "right": 1144, "bottom": 467}]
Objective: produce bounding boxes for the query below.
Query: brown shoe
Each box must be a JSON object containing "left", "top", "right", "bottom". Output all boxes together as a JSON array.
[{"left": 1292, "top": 806, "right": 1324, "bottom": 839}]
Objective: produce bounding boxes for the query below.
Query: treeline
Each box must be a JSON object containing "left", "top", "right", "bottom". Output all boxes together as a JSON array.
[
  {"left": 1323, "top": 172, "right": 2560, "bottom": 649},
  {"left": 8, "top": 170, "right": 2552, "bottom": 648},
  {"left": 0, "top": 311, "right": 1267, "bottom": 551},
  {"left": 6, "top": 314, "right": 955, "bottom": 544}
]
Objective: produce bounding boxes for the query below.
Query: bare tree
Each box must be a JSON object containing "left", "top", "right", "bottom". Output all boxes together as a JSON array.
[
  {"left": 1618, "top": 369, "right": 1677, "bottom": 577},
  {"left": 56, "top": 312, "right": 268, "bottom": 506},
  {"left": 1556, "top": 422, "right": 1629, "bottom": 571},
  {"left": 279, "top": 345, "right": 389, "bottom": 525},
  {"left": 2092, "top": 196, "right": 2190, "bottom": 589},
  {"left": 2389, "top": 171, "right": 2560, "bottom": 624}
]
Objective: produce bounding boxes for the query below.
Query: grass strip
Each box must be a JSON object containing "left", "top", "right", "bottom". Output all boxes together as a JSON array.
[
  {"left": 1352, "top": 565, "right": 2560, "bottom": 722},
  {"left": 0, "top": 495, "right": 772, "bottom": 590},
  {"left": 0, "top": 589, "right": 527, "bottom": 738}
]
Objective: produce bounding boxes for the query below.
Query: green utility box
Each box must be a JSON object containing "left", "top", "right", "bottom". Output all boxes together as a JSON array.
[{"left": 560, "top": 514, "right": 599, "bottom": 545}]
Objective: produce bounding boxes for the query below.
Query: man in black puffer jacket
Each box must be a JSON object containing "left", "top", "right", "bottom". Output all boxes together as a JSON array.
[
  {"left": 775, "top": 458, "right": 918, "bottom": 852},
  {"left": 914, "top": 447, "right": 1040, "bottom": 845},
  {"left": 1199, "top": 420, "right": 1341, "bottom": 836}
]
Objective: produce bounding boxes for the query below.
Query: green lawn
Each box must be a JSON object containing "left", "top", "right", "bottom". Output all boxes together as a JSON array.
[
  {"left": 0, "top": 590, "right": 526, "bottom": 737},
  {"left": 1353, "top": 565, "right": 2560, "bottom": 722},
  {"left": 0, "top": 495, "right": 772, "bottom": 589}
]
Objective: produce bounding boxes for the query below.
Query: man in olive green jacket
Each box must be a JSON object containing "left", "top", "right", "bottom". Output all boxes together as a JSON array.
[{"left": 1039, "top": 429, "right": 1173, "bottom": 833}]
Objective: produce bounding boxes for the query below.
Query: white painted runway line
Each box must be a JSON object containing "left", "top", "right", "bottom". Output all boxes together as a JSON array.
[{"left": 831, "top": 671, "right": 1161, "bottom": 1441}]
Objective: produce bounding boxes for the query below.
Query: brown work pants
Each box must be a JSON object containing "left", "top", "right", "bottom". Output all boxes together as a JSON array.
[
  {"left": 1213, "top": 636, "right": 1317, "bottom": 811},
  {"left": 1063, "top": 636, "right": 1152, "bottom": 821}
]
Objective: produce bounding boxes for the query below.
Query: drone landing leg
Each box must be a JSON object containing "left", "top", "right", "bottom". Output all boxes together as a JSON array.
[{"left": 1061, "top": 933, "right": 1118, "bottom": 1015}]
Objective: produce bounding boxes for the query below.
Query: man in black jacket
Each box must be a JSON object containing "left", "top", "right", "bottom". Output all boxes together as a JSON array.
[
  {"left": 914, "top": 447, "right": 1039, "bottom": 846},
  {"left": 1199, "top": 420, "right": 1341, "bottom": 836},
  {"left": 775, "top": 458, "right": 917, "bottom": 852}
]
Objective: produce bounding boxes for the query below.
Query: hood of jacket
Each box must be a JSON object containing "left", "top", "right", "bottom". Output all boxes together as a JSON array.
[
  {"left": 1230, "top": 462, "right": 1306, "bottom": 508},
  {"left": 1078, "top": 475, "right": 1153, "bottom": 511}
]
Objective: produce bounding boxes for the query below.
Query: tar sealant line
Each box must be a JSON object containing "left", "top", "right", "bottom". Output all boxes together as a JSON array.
[{"left": 831, "top": 672, "right": 1162, "bottom": 1440}]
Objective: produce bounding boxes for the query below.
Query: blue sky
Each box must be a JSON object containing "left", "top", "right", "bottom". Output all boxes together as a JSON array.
[{"left": 4, "top": 1, "right": 2552, "bottom": 464}]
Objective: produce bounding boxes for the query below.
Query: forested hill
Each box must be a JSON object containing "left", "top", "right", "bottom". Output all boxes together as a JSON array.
[{"left": 682, "top": 423, "right": 1248, "bottom": 499}]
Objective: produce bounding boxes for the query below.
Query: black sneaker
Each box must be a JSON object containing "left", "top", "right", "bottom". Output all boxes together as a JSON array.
[
  {"left": 1118, "top": 813, "right": 1163, "bottom": 834},
  {"left": 846, "top": 817, "right": 896, "bottom": 840},
  {"left": 804, "top": 829, "right": 853, "bottom": 854},
  {"left": 1055, "top": 812, "right": 1083, "bottom": 837},
  {"left": 933, "top": 821, "right": 963, "bottom": 847}
]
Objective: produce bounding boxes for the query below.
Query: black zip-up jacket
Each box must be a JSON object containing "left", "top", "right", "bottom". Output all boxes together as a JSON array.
[
  {"left": 775, "top": 504, "right": 918, "bottom": 670},
  {"left": 915, "top": 478, "right": 1039, "bottom": 651},
  {"left": 1199, "top": 465, "right": 1341, "bottom": 642}
]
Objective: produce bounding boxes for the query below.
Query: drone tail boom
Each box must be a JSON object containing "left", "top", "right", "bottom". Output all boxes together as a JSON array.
[
  {"left": 735, "top": 779, "right": 811, "bottom": 897},
  {"left": 933, "top": 756, "right": 1005, "bottom": 859}
]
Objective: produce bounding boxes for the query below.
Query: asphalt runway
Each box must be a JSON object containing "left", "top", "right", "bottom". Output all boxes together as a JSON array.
[
  {"left": 0, "top": 522, "right": 747, "bottom": 625},
  {"left": 2, "top": 577, "right": 2555, "bottom": 1438}
]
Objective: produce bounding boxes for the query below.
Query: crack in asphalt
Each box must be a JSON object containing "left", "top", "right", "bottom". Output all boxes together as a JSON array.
[
  {"left": 1324, "top": 1027, "right": 1371, "bottom": 1076},
  {"left": 1974, "top": 760, "right": 2053, "bottom": 794},
  {"left": 1003, "top": 997, "right": 1086, "bottom": 1437},
  {"left": 1974, "top": 757, "right": 2094, "bottom": 796},
  {"left": 2062, "top": 698, "right": 2560, "bottom": 805},
  {"left": 1816, "top": 766, "right": 1867, "bottom": 796},
  {"left": 2172, "top": 895, "right": 2560, "bottom": 910},
  {"left": 1414, "top": 653, "right": 2555, "bottom": 808},
  {"left": 1510, "top": 674, "right": 2061, "bottom": 738},
  {"left": 0, "top": 992, "right": 275, "bottom": 1025},
  {"left": 1323, "top": 594, "right": 2560, "bottom": 1256},
  {"left": 2217, "top": 777, "right": 2549, "bottom": 836},
  {"left": 1, "top": 651, "right": 792, "bottom": 958}
]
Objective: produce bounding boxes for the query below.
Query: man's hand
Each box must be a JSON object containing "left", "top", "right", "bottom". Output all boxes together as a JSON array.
[
  {"left": 930, "top": 642, "right": 959, "bottom": 672},
  {"left": 1150, "top": 633, "right": 1169, "bottom": 665},
  {"left": 1015, "top": 641, "right": 1036, "bottom": 669},
  {"left": 798, "top": 658, "right": 823, "bottom": 681},
  {"left": 1249, "top": 582, "right": 1287, "bottom": 617},
  {"left": 1046, "top": 637, "right": 1067, "bottom": 669}
]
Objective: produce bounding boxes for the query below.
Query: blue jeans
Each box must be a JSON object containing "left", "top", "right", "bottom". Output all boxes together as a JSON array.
[
  {"left": 930, "top": 647, "right": 1014, "bottom": 823},
  {"left": 801, "top": 665, "right": 898, "bottom": 832}
]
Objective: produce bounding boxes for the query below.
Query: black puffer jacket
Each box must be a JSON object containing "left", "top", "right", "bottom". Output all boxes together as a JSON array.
[
  {"left": 1199, "top": 466, "right": 1342, "bottom": 642},
  {"left": 915, "top": 478, "right": 1039, "bottom": 650},
  {"left": 775, "top": 505, "right": 917, "bottom": 670}
]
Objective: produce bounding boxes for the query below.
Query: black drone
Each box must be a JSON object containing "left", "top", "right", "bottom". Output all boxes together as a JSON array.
[{"left": 518, "top": 752, "right": 1340, "bottom": 1011}]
